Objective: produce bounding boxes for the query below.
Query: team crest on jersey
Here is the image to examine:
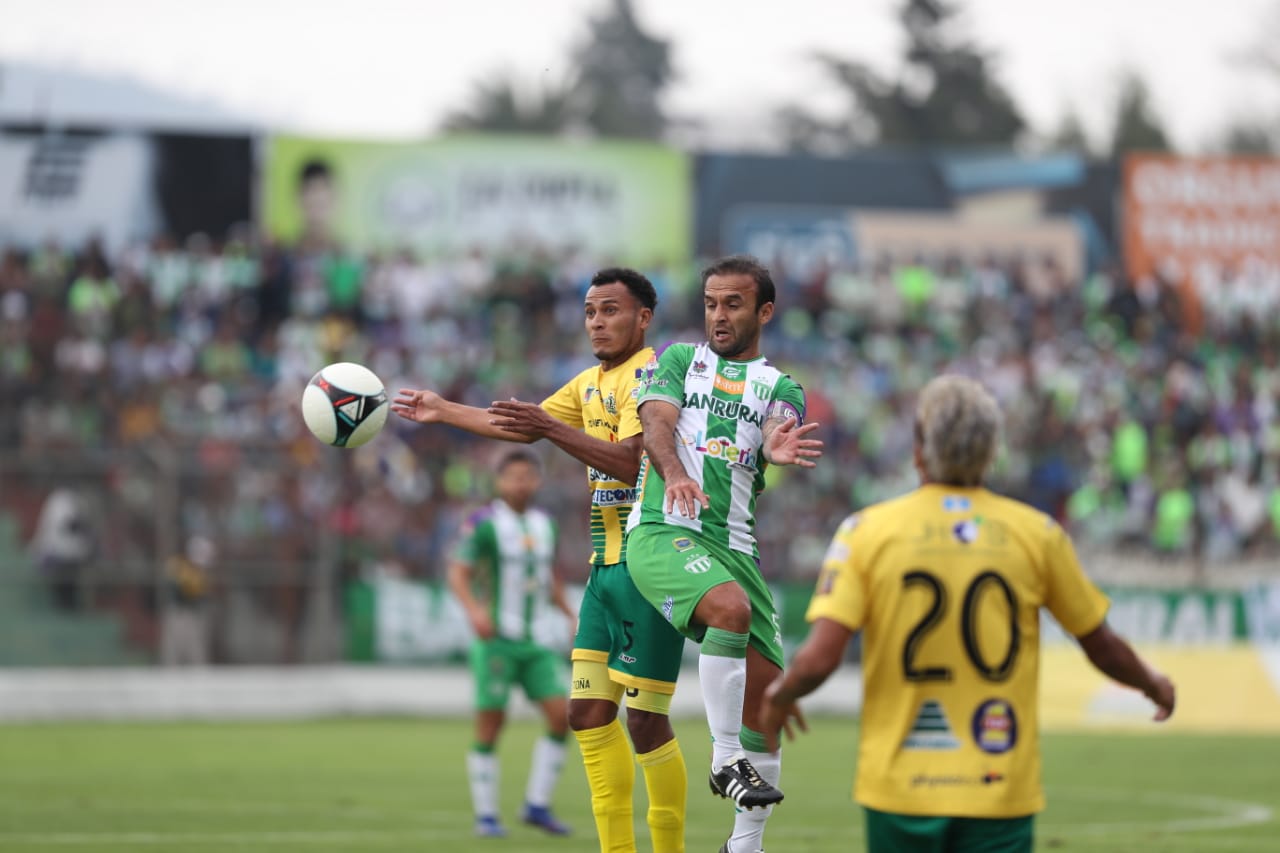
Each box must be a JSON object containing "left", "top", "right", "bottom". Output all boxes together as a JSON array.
[
  {"left": 683, "top": 555, "right": 712, "bottom": 574},
  {"left": 903, "top": 700, "right": 960, "bottom": 750},
  {"left": 953, "top": 519, "right": 980, "bottom": 544},
  {"left": 751, "top": 379, "right": 772, "bottom": 398},
  {"left": 972, "top": 699, "right": 1017, "bottom": 754},
  {"left": 603, "top": 390, "right": 617, "bottom": 415},
  {"left": 672, "top": 537, "right": 694, "bottom": 552}
]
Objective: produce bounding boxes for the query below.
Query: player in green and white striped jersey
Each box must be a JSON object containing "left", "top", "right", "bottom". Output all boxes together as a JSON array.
[
  {"left": 449, "top": 449, "right": 578, "bottom": 838},
  {"left": 626, "top": 255, "right": 824, "bottom": 853}
]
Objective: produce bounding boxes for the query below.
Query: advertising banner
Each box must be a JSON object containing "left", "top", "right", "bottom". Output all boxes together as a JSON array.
[
  {"left": 0, "top": 126, "right": 252, "bottom": 253},
  {"left": 264, "top": 134, "right": 690, "bottom": 264},
  {"left": 1122, "top": 155, "right": 1280, "bottom": 331}
]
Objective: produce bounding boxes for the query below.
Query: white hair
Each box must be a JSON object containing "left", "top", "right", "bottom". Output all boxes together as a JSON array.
[{"left": 915, "top": 375, "right": 1002, "bottom": 486}]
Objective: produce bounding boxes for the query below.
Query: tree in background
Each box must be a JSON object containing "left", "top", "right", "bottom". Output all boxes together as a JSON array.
[
  {"left": 1221, "top": 0, "right": 1280, "bottom": 154},
  {"left": 442, "top": 73, "right": 576, "bottom": 135},
  {"left": 441, "top": 0, "right": 673, "bottom": 140},
  {"left": 1108, "top": 71, "right": 1173, "bottom": 157},
  {"left": 571, "top": 0, "right": 673, "bottom": 140},
  {"left": 1048, "top": 105, "right": 1094, "bottom": 156},
  {"left": 779, "top": 0, "right": 1025, "bottom": 151}
]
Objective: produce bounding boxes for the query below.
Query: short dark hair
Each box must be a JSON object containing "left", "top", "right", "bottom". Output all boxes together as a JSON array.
[
  {"left": 496, "top": 447, "right": 540, "bottom": 474},
  {"left": 298, "top": 158, "right": 332, "bottom": 189},
  {"left": 590, "top": 267, "right": 658, "bottom": 311},
  {"left": 701, "top": 254, "right": 775, "bottom": 310}
]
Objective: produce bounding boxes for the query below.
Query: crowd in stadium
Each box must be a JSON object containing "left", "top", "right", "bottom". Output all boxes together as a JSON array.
[{"left": 2, "top": 233, "right": 1279, "bottom": 592}]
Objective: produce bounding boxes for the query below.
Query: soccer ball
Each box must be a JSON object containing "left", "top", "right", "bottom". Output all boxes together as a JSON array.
[{"left": 301, "top": 362, "right": 389, "bottom": 448}]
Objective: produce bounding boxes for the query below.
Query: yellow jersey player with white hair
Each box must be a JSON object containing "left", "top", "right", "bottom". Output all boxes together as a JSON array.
[{"left": 760, "top": 374, "right": 1176, "bottom": 853}]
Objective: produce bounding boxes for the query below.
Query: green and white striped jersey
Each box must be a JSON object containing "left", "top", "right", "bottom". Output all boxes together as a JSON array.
[
  {"left": 455, "top": 499, "right": 560, "bottom": 644},
  {"left": 628, "top": 341, "right": 806, "bottom": 556}
]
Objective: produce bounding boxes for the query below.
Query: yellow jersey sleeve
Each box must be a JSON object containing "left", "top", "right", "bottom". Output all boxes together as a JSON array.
[
  {"left": 805, "top": 512, "right": 867, "bottom": 633},
  {"left": 540, "top": 370, "right": 588, "bottom": 428},
  {"left": 1041, "top": 520, "right": 1109, "bottom": 637}
]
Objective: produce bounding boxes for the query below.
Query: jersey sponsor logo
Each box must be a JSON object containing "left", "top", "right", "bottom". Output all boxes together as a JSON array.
[
  {"left": 721, "top": 364, "right": 742, "bottom": 378},
  {"left": 943, "top": 495, "right": 971, "bottom": 512},
  {"left": 682, "top": 392, "right": 764, "bottom": 426},
  {"left": 625, "top": 686, "right": 640, "bottom": 697},
  {"left": 684, "top": 555, "right": 713, "bottom": 574},
  {"left": 592, "top": 487, "right": 638, "bottom": 506},
  {"left": 662, "top": 595, "right": 675, "bottom": 622},
  {"left": 902, "top": 699, "right": 960, "bottom": 750},
  {"left": 672, "top": 537, "right": 694, "bottom": 552},
  {"left": 714, "top": 375, "right": 746, "bottom": 394},
  {"left": 686, "top": 430, "right": 758, "bottom": 470},
  {"left": 574, "top": 676, "right": 592, "bottom": 691},
  {"left": 691, "top": 360, "right": 708, "bottom": 375},
  {"left": 953, "top": 519, "right": 979, "bottom": 544},
  {"left": 586, "top": 418, "right": 619, "bottom": 433},
  {"left": 583, "top": 384, "right": 598, "bottom": 404},
  {"left": 972, "top": 698, "right": 1017, "bottom": 754},
  {"left": 619, "top": 652, "right": 637, "bottom": 663}
]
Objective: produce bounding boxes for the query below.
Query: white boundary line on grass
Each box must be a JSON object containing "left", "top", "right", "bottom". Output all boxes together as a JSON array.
[{"left": 0, "top": 788, "right": 1273, "bottom": 847}]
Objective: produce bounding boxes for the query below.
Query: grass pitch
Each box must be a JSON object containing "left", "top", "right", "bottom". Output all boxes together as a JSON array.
[{"left": 0, "top": 716, "right": 1276, "bottom": 851}]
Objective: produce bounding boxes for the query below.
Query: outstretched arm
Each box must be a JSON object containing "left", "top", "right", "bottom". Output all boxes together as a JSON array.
[
  {"left": 759, "top": 617, "right": 852, "bottom": 750},
  {"left": 487, "top": 398, "right": 642, "bottom": 484},
  {"left": 391, "top": 389, "right": 536, "bottom": 443},
  {"left": 639, "top": 399, "right": 708, "bottom": 518},
  {"left": 762, "top": 411, "right": 824, "bottom": 468},
  {"left": 1077, "top": 621, "right": 1176, "bottom": 721}
]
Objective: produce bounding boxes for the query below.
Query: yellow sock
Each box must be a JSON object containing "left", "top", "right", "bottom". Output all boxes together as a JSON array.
[
  {"left": 637, "top": 737, "right": 687, "bottom": 853},
  {"left": 574, "top": 719, "right": 637, "bottom": 852}
]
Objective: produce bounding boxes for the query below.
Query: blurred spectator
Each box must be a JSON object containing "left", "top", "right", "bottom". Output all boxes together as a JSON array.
[
  {"left": 160, "top": 535, "right": 216, "bottom": 666},
  {"left": 28, "top": 486, "right": 95, "bottom": 611}
]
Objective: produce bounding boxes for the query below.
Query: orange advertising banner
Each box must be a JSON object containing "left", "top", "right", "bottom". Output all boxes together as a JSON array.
[{"left": 1123, "top": 154, "right": 1280, "bottom": 291}]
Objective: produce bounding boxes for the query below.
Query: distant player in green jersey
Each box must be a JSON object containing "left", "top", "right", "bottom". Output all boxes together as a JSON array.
[
  {"left": 449, "top": 448, "right": 578, "bottom": 838},
  {"left": 626, "top": 254, "right": 823, "bottom": 853},
  {"left": 393, "top": 268, "right": 689, "bottom": 853},
  {"left": 759, "top": 374, "right": 1176, "bottom": 853}
]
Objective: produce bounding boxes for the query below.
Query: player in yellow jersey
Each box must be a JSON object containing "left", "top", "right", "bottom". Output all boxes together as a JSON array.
[
  {"left": 392, "top": 268, "right": 688, "bottom": 853},
  {"left": 758, "top": 374, "right": 1176, "bottom": 853}
]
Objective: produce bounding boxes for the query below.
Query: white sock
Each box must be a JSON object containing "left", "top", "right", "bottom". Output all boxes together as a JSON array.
[
  {"left": 466, "top": 750, "right": 499, "bottom": 819},
  {"left": 524, "top": 736, "right": 566, "bottom": 808},
  {"left": 729, "top": 747, "right": 781, "bottom": 852},
  {"left": 699, "top": 651, "right": 746, "bottom": 769}
]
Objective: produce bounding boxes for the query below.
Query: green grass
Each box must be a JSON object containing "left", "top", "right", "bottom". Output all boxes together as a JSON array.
[{"left": 0, "top": 716, "right": 1277, "bottom": 851}]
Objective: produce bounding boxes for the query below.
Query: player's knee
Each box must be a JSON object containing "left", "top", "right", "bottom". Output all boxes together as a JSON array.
[
  {"left": 568, "top": 696, "right": 617, "bottom": 732},
  {"left": 626, "top": 708, "right": 675, "bottom": 752},
  {"left": 696, "top": 582, "right": 751, "bottom": 633}
]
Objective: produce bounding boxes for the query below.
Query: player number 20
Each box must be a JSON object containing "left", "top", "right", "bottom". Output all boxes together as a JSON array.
[{"left": 900, "top": 569, "right": 1020, "bottom": 683}]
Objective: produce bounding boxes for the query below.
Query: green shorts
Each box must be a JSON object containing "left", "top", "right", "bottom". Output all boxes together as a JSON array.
[
  {"left": 572, "top": 561, "right": 685, "bottom": 694},
  {"left": 469, "top": 637, "right": 568, "bottom": 712},
  {"left": 626, "top": 523, "right": 783, "bottom": 669},
  {"left": 864, "top": 807, "right": 1033, "bottom": 853}
]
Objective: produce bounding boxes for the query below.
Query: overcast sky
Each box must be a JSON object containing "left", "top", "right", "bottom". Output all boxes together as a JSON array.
[{"left": 1, "top": 0, "right": 1278, "bottom": 151}]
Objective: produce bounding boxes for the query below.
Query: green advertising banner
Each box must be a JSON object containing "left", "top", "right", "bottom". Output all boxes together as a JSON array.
[{"left": 264, "top": 134, "right": 691, "bottom": 264}]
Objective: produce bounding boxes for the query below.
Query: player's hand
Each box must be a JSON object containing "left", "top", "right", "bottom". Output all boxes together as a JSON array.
[
  {"left": 391, "top": 388, "right": 446, "bottom": 424},
  {"left": 488, "top": 398, "right": 557, "bottom": 439},
  {"left": 764, "top": 418, "right": 824, "bottom": 468},
  {"left": 759, "top": 677, "right": 809, "bottom": 752},
  {"left": 1147, "top": 673, "right": 1176, "bottom": 722},
  {"left": 664, "top": 473, "right": 709, "bottom": 519},
  {"left": 469, "top": 609, "right": 496, "bottom": 640}
]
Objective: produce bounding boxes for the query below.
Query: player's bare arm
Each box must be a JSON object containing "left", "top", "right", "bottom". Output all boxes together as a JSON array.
[
  {"left": 391, "top": 388, "right": 536, "bottom": 443},
  {"left": 446, "top": 559, "right": 495, "bottom": 640},
  {"left": 761, "top": 408, "right": 824, "bottom": 468},
  {"left": 759, "top": 617, "right": 851, "bottom": 750},
  {"left": 488, "top": 398, "right": 642, "bottom": 484},
  {"left": 1078, "top": 621, "right": 1176, "bottom": 721},
  {"left": 638, "top": 398, "right": 709, "bottom": 518}
]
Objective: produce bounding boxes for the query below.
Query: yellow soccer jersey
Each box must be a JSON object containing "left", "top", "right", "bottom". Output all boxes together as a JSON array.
[
  {"left": 540, "top": 346, "right": 653, "bottom": 566},
  {"left": 807, "top": 483, "right": 1109, "bottom": 818}
]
